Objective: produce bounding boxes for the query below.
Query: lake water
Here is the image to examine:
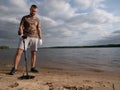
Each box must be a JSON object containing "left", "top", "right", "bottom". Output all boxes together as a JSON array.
[{"left": 0, "top": 48, "right": 120, "bottom": 72}]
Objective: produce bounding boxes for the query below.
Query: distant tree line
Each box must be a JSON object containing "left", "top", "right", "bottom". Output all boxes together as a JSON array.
[
  {"left": 49, "top": 44, "right": 120, "bottom": 48},
  {"left": 0, "top": 45, "right": 10, "bottom": 49}
]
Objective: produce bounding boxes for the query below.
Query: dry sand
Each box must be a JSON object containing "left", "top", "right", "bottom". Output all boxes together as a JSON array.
[{"left": 0, "top": 67, "right": 120, "bottom": 90}]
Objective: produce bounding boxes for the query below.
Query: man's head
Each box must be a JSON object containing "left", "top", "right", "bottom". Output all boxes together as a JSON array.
[{"left": 30, "top": 5, "right": 38, "bottom": 16}]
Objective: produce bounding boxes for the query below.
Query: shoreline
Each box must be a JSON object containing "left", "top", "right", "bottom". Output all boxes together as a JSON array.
[
  {"left": 1, "top": 62, "right": 120, "bottom": 73},
  {"left": 0, "top": 66, "right": 120, "bottom": 90}
]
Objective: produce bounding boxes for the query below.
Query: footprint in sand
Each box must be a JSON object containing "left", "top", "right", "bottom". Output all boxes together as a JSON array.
[
  {"left": 63, "top": 86, "right": 77, "bottom": 90},
  {"left": 63, "top": 85, "right": 93, "bottom": 90},
  {"left": 8, "top": 82, "right": 19, "bottom": 88},
  {"left": 45, "top": 82, "right": 54, "bottom": 90},
  {"left": 83, "top": 80, "right": 92, "bottom": 83}
]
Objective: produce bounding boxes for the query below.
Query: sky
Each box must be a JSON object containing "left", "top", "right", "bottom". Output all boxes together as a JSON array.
[{"left": 0, "top": 0, "right": 120, "bottom": 47}]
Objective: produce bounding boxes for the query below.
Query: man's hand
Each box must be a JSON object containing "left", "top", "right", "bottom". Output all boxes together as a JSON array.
[
  {"left": 19, "top": 34, "right": 23, "bottom": 38},
  {"left": 39, "top": 39, "right": 42, "bottom": 46},
  {"left": 19, "top": 34, "right": 27, "bottom": 39}
]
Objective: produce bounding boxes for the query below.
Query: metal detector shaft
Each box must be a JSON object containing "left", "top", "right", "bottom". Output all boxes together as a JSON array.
[{"left": 23, "top": 39, "right": 28, "bottom": 76}]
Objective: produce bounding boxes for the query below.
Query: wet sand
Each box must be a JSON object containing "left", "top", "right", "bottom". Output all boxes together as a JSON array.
[{"left": 0, "top": 66, "right": 120, "bottom": 90}]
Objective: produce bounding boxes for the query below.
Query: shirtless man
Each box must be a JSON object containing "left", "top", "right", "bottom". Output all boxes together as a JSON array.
[{"left": 9, "top": 5, "right": 42, "bottom": 75}]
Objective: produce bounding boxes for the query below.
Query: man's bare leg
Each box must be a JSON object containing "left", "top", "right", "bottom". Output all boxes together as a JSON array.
[
  {"left": 31, "top": 51, "right": 38, "bottom": 72},
  {"left": 14, "top": 48, "right": 23, "bottom": 69},
  {"left": 9, "top": 48, "right": 23, "bottom": 75},
  {"left": 31, "top": 51, "right": 36, "bottom": 68}
]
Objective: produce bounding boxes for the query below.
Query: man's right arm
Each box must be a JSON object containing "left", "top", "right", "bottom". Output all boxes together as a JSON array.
[{"left": 18, "top": 17, "right": 24, "bottom": 36}]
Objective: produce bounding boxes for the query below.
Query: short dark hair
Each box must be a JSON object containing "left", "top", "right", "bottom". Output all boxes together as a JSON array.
[{"left": 31, "top": 4, "right": 38, "bottom": 8}]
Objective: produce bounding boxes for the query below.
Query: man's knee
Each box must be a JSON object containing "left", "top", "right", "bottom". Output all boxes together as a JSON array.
[
  {"left": 16, "top": 48, "right": 23, "bottom": 55},
  {"left": 31, "top": 51, "right": 36, "bottom": 55}
]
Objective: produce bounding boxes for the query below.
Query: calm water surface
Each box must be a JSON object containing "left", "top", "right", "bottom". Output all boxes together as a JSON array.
[{"left": 0, "top": 48, "right": 120, "bottom": 72}]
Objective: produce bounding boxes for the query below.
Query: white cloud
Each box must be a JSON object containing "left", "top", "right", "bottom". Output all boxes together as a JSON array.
[
  {"left": 92, "top": 0, "right": 106, "bottom": 9},
  {"left": 38, "top": 0, "right": 75, "bottom": 20},
  {"left": 40, "top": 16, "right": 58, "bottom": 29},
  {"left": 73, "top": 0, "right": 106, "bottom": 10},
  {"left": 0, "top": 0, "right": 29, "bottom": 14},
  {"left": 9, "top": 0, "right": 28, "bottom": 8},
  {"left": 87, "top": 9, "right": 116, "bottom": 24},
  {"left": 74, "top": 0, "right": 92, "bottom": 9},
  {"left": 0, "top": 0, "right": 30, "bottom": 24},
  {"left": 0, "top": 17, "right": 19, "bottom": 24},
  {"left": 0, "top": 5, "right": 8, "bottom": 12}
]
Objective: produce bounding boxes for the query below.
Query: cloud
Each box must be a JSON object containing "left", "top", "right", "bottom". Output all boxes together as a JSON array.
[
  {"left": 0, "top": 0, "right": 29, "bottom": 47},
  {"left": 94, "top": 30, "right": 120, "bottom": 45},
  {"left": 72, "top": 0, "right": 106, "bottom": 10},
  {"left": 64, "top": 8, "right": 118, "bottom": 38},
  {"left": 92, "top": 0, "right": 106, "bottom": 9},
  {"left": 0, "top": 0, "right": 29, "bottom": 15},
  {"left": 38, "top": 0, "right": 75, "bottom": 20},
  {"left": 73, "top": 0, "right": 93, "bottom": 9},
  {"left": 0, "top": 0, "right": 30, "bottom": 25},
  {"left": 40, "top": 16, "right": 58, "bottom": 29},
  {"left": 0, "top": 0, "right": 120, "bottom": 47}
]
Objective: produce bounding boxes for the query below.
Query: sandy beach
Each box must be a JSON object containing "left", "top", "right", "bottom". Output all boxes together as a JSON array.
[{"left": 0, "top": 66, "right": 120, "bottom": 90}]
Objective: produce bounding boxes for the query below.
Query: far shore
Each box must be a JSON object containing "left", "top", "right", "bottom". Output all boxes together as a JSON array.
[
  {"left": 1, "top": 43, "right": 120, "bottom": 49},
  {"left": 46, "top": 44, "right": 120, "bottom": 48}
]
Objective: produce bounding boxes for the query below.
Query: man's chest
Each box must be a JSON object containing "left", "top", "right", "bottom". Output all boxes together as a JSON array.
[{"left": 24, "top": 18, "right": 38, "bottom": 26}]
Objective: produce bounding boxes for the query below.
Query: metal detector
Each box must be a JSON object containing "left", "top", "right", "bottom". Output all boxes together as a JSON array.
[{"left": 18, "top": 36, "right": 35, "bottom": 79}]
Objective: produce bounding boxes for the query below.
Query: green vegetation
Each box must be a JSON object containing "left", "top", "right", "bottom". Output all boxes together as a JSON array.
[
  {"left": 0, "top": 45, "right": 10, "bottom": 49},
  {"left": 49, "top": 44, "right": 120, "bottom": 48}
]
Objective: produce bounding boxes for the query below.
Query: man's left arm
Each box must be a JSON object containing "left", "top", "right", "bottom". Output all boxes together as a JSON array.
[
  {"left": 38, "top": 28, "right": 42, "bottom": 39},
  {"left": 37, "top": 19, "right": 42, "bottom": 45}
]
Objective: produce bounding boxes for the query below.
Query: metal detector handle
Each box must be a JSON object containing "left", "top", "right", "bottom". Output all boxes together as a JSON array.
[{"left": 22, "top": 35, "right": 27, "bottom": 39}]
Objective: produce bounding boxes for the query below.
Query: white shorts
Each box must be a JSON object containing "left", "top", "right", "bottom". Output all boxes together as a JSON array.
[{"left": 18, "top": 36, "right": 38, "bottom": 51}]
